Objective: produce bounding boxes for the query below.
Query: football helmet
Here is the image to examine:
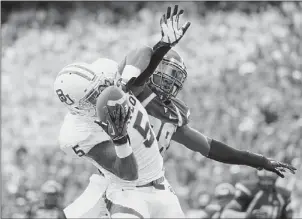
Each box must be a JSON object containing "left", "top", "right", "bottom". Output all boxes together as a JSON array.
[
  {"left": 148, "top": 49, "right": 187, "bottom": 101},
  {"left": 54, "top": 58, "right": 118, "bottom": 117}
]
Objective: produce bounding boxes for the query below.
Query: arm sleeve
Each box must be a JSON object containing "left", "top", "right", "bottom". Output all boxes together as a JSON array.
[
  {"left": 131, "top": 41, "right": 172, "bottom": 87},
  {"left": 118, "top": 46, "right": 153, "bottom": 95},
  {"left": 207, "top": 139, "right": 267, "bottom": 168},
  {"left": 119, "top": 46, "right": 153, "bottom": 81}
]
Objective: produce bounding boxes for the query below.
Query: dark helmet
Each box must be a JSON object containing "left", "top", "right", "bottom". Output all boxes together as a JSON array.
[
  {"left": 148, "top": 49, "right": 187, "bottom": 102},
  {"left": 257, "top": 170, "right": 278, "bottom": 188}
]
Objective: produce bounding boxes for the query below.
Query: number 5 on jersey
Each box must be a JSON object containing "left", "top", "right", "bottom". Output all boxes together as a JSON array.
[{"left": 72, "top": 145, "right": 85, "bottom": 157}]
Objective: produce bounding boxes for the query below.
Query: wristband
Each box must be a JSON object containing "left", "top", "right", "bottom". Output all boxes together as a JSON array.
[
  {"left": 113, "top": 135, "right": 129, "bottom": 145},
  {"left": 115, "top": 142, "right": 133, "bottom": 158}
]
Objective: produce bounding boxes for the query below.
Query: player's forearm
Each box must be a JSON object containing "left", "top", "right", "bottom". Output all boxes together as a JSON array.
[
  {"left": 172, "top": 125, "right": 210, "bottom": 156},
  {"left": 131, "top": 41, "right": 171, "bottom": 87},
  {"left": 207, "top": 139, "right": 268, "bottom": 169},
  {"left": 173, "top": 126, "right": 268, "bottom": 169},
  {"left": 112, "top": 137, "right": 138, "bottom": 181},
  {"left": 221, "top": 209, "right": 247, "bottom": 219},
  {"left": 113, "top": 155, "right": 138, "bottom": 181},
  {"left": 87, "top": 140, "right": 138, "bottom": 181}
]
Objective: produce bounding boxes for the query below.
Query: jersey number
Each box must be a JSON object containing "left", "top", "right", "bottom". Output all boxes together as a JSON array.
[
  {"left": 129, "top": 96, "right": 155, "bottom": 148},
  {"left": 72, "top": 145, "right": 85, "bottom": 157},
  {"left": 149, "top": 115, "right": 175, "bottom": 155}
]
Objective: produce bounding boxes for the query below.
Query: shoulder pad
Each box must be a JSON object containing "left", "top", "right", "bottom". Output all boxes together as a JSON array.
[{"left": 171, "top": 97, "right": 190, "bottom": 127}]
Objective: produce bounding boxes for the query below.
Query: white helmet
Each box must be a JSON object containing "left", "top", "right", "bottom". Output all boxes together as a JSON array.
[{"left": 54, "top": 58, "right": 119, "bottom": 117}]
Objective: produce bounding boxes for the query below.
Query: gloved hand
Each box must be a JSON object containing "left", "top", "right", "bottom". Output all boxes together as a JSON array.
[
  {"left": 95, "top": 103, "right": 132, "bottom": 144},
  {"left": 260, "top": 158, "right": 296, "bottom": 178},
  {"left": 160, "top": 5, "right": 191, "bottom": 46}
]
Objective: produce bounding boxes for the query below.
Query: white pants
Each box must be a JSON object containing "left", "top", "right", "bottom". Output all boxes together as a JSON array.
[
  {"left": 63, "top": 174, "right": 109, "bottom": 218},
  {"left": 106, "top": 178, "right": 185, "bottom": 218}
]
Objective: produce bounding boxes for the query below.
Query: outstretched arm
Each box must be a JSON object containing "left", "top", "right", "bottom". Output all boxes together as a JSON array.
[
  {"left": 172, "top": 125, "right": 296, "bottom": 177},
  {"left": 124, "top": 5, "right": 190, "bottom": 90}
]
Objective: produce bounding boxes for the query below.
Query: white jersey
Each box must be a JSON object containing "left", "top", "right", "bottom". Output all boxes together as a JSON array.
[{"left": 59, "top": 92, "right": 164, "bottom": 188}]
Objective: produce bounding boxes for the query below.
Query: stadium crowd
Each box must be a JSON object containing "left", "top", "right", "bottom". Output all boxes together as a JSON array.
[{"left": 2, "top": 2, "right": 301, "bottom": 218}]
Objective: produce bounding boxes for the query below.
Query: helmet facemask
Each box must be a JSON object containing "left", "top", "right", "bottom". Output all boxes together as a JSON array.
[
  {"left": 70, "top": 76, "right": 115, "bottom": 117},
  {"left": 149, "top": 58, "right": 187, "bottom": 102}
]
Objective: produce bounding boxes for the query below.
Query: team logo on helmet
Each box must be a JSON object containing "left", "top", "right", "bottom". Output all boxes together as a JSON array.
[{"left": 55, "top": 89, "right": 75, "bottom": 105}]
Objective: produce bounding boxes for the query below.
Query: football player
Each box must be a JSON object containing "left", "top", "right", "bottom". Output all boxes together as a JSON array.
[
  {"left": 221, "top": 170, "right": 293, "bottom": 219},
  {"left": 124, "top": 48, "right": 296, "bottom": 178},
  {"left": 26, "top": 180, "right": 66, "bottom": 219},
  {"left": 63, "top": 47, "right": 296, "bottom": 219},
  {"left": 56, "top": 5, "right": 190, "bottom": 218}
]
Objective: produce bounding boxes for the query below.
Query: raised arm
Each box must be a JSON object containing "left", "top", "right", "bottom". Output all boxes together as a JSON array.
[{"left": 125, "top": 5, "right": 191, "bottom": 90}]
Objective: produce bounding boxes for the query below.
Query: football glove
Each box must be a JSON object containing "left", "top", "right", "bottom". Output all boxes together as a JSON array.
[
  {"left": 95, "top": 103, "right": 132, "bottom": 144},
  {"left": 260, "top": 158, "right": 296, "bottom": 178},
  {"left": 160, "top": 5, "right": 191, "bottom": 46}
]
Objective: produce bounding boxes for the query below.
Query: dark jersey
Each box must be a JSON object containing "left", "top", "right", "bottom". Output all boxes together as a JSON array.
[
  {"left": 136, "top": 86, "right": 190, "bottom": 155},
  {"left": 27, "top": 203, "right": 66, "bottom": 219},
  {"left": 225, "top": 180, "right": 293, "bottom": 219}
]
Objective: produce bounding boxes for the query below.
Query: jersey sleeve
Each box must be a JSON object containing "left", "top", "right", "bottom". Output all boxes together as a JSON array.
[
  {"left": 59, "top": 115, "right": 111, "bottom": 158},
  {"left": 171, "top": 97, "right": 191, "bottom": 127}
]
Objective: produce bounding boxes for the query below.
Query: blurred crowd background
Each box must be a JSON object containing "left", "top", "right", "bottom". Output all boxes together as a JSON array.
[{"left": 2, "top": 1, "right": 302, "bottom": 218}]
